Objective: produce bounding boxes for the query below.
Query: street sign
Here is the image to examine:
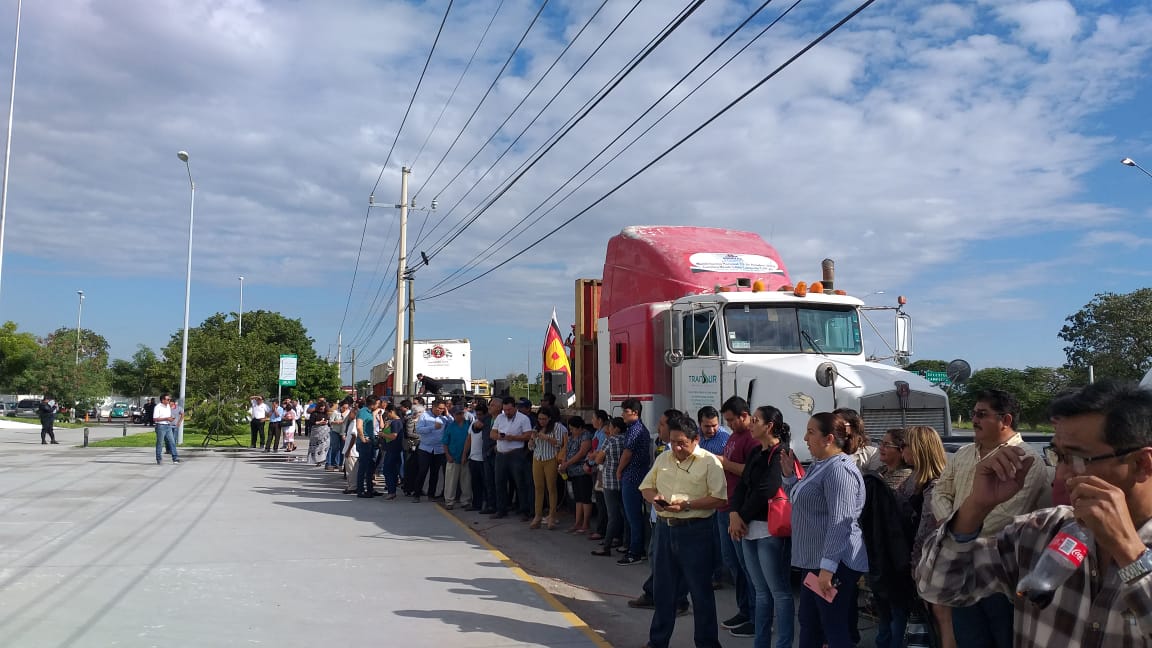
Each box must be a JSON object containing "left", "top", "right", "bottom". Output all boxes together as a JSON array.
[
  {"left": 278, "top": 354, "right": 298, "bottom": 386},
  {"left": 923, "top": 370, "right": 951, "bottom": 386}
]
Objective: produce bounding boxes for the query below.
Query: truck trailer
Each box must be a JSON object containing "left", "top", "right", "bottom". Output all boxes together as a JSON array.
[
  {"left": 371, "top": 339, "right": 473, "bottom": 396},
  {"left": 571, "top": 226, "right": 950, "bottom": 463}
]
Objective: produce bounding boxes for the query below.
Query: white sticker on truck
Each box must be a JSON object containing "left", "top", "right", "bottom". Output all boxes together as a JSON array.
[{"left": 689, "top": 252, "right": 784, "bottom": 274}]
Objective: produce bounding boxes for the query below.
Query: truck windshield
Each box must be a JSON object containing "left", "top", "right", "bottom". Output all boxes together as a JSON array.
[{"left": 724, "top": 304, "right": 862, "bottom": 355}]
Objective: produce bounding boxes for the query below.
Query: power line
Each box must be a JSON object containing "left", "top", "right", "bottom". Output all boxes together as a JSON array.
[
  {"left": 418, "top": 0, "right": 879, "bottom": 301},
  {"left": 425, "top": 0, "right": 786, "bottom": 293},
  {"left": 418, "top": 0, "right": 707, "bottom": 268},
  {"left": 408, "top": 0, "right": 551, "bottom": 205},
  {"left": 336, "top": 0, "right": 455, "bottom": 337},
  {"left": 409, "top": 0, "right": 507, "bottom": 172},
  {"left": 409, "top": 0, "right": 613, "bottom": 248}
]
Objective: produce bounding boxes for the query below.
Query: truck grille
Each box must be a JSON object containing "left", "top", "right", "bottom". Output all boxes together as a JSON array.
[
  {"left": 859, "top": 389, "right": 949, "bottom": 435},
  {"left": 861, "top": 408, "right": 948, "bottom": 435}
]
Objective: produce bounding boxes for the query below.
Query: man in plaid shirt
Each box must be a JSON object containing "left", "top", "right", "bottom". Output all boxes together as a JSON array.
[{"left": 917, "top": 380, "right": 1152, "bottom": 647}]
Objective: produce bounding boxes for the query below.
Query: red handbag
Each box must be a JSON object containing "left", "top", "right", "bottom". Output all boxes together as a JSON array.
[{"left": 766, "top": 446, "right": 804, "bottom": 537}]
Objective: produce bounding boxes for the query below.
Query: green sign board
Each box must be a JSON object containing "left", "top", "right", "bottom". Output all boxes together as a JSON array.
[
  {"left": 923, "top": 371, "right": 950, "bottom": 386},
  {"left": 278, "top": 354, "right": 298, "bottom": 387}
]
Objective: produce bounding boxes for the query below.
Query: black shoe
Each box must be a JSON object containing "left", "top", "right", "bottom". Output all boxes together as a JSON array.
[
  {"left": 342, "top": 489, "right": 356, "bottom": 494},
  {"left": 617, "top": 554, "right": 645, "bottom": 566},
  {"left": 721, "top": 613, "right": 749, "bottom": 629},
  {"left": 479, "top": 509, "right": 496, "bottom": 515},
  {"left": 172, "top": 459, "right": 181, "bottom": 464},
  {"left": 489, "top": 512, "right": 508, "bottom": 519},
  {"left": 357, "top": 493, "right": 372, "bottom": 498},
  {"left": 50, "top": 441, "right": 59, "bottom": 444},
  {"left": 677, "top": 605, "right": 691, "bottom": 617},
  {"left": 627, "top": 594, "right": 654, "bottom": 609},
  {"left": 728, "top": 621, "right": 755, "bottom": 638}
]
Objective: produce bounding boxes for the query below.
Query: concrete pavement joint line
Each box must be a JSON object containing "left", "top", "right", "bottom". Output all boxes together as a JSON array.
[
  {"left": 0, "top": 457, "right": 228, "bottom": 638},
  {"left": 433, "top": 505, "right": 613, "bottom": 648}
]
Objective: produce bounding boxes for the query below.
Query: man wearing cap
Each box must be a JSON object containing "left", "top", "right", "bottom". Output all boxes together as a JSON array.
[
  {"left": 442, "top": 406, "right": 473, "bottom": 510},
  {"left": 491, "top": 396, "right": 535, "bottom": 519},
  {"left": 413, "top": 399, "right": 450, "bottom": 503}
]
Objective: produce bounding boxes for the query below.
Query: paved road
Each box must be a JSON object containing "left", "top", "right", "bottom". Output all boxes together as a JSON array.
[{"left": 0, "top": 428, "right": 608, "bottom": 648}]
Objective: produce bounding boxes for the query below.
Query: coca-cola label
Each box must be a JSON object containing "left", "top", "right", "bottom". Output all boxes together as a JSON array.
[{"left": 1048, "top": 532, "right": 1088, "bottom": 567}]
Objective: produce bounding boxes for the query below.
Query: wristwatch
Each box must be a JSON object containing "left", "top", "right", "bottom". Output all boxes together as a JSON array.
[
  {"left": 1119, "top": 548, "right": 1152, "bottom": 584},
  {"left": 683, "top": 500, "right": 692, "bottom": 511}
]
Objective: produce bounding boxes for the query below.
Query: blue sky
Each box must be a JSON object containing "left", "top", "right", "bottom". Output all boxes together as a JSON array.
[{"left": 0, "top": 0, "right": 1149, "bottom": 386}]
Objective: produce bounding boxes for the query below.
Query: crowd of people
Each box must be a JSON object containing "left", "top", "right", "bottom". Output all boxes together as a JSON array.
[{"left": 235, "top": 379, "right": 1152, "bottom": 648}]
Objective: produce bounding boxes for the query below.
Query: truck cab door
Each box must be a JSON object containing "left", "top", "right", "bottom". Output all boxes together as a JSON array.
[{"left": 672, "top": 306, "right": 724, "bottom": 414}]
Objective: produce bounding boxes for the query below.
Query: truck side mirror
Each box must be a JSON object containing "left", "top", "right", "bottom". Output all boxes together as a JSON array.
[
  {"left": 895, "top": 312, "right": 913, "bottom": 362},
  {"left": 665, "top": 309, "right": 684, "bottom": 367}
]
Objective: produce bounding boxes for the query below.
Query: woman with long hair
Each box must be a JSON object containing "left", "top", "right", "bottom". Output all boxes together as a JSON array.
[
  {"left": 559, "top": 415, "right": 594, "bottom": 533},
  {"left": 782, "top": 412, "right": 868, "bottom": 648},
  {"left": 875, "top": 427, "right": 912, "bottom": 489},
  {"left": 530, "top": 406, "right": 566, "bottom": 530},
  {"left": 729, "top": 405, "right": 794, "bottom": 648},
  {"left": 834, "top": 407, "right": 878, "bottom": 471},
  {"left": 901, "top": 425, "right": 953, "bottom": 648}
]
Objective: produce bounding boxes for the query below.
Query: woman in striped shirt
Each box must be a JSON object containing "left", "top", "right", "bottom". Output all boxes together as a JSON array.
[
  {"left": 530, "top": 406, "right": 566, "bottom": 530},
  {"left": 781, "top": 412, "right": 869, "bottom": 648}
]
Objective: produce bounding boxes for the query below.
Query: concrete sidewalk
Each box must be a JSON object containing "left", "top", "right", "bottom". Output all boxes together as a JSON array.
[{"left": 0, "top": 433, "right": 608, "bottom": 648}]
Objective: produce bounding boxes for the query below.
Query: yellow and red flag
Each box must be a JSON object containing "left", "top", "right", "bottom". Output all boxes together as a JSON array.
[{"left": 542, "top": 309, "right": 573, "bottom": 392}]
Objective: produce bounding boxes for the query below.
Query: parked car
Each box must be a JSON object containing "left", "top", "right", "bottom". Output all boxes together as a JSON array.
[
  {"left": 108, "top": 402, "right": 130, "bottom": 419},
  {"left": 15, "top": 399, "right": 40, "bottom": 417}
]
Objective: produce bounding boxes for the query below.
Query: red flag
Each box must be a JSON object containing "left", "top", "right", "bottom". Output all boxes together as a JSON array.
[{"left": 542, "top": 309, "right": 573, "bottom": 392}]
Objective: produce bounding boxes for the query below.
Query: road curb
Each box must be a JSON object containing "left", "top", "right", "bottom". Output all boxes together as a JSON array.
[{"left": 433, "top": 504, "right": 614, "bottom": 648}]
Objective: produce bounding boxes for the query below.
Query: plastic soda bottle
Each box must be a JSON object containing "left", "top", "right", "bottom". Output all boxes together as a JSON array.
[{"left": 1015, "top": 521, "right": 1092, "bottom": 608}]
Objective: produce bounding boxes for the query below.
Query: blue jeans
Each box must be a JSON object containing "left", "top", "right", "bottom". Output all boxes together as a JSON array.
[
  {"left": 874, "top": 597, "right": 909, "bottom": 648},
  {"left": 648, "top": 517, "right": 722, "bottom": 648},
  {"left": 742, "top": 536, "right": 795, "bottom": 648},
  {"left": 952, "top": 593, "right": 1013, "bottom": 648},
  {"left": 155, "top": 424, "right": 178, "bottom": 463},
  {"left": 621, "top": 483, "right": 647, "bottom": 557},
  {"left": 797, "top": 564, "right": 861, "bottom": 648},
  {"left": 381, "top": 447, "right": 402, "bottom": 494},
  {"left": 716, "top": 511, "right": 752, "bottom": 618},
  {"left": 326, "top": 430, "right": 344, "bottom": 467}
]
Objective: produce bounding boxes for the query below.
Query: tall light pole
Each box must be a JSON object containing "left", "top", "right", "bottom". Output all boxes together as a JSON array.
[
  {"left": 238, "top": 275, "right": 244, "bottom": 336},
  {"left": 0, "top": 0, "right": 23, "bottom": 303},
  {"left": 74, "top": 290, "right": 84, "bottom": 365},
  {"left": 1122, "top": 157, "right": 1152, "bottom": 181},
  {"left": 176, "top": 150, "right": 195, "bottom": 445}
]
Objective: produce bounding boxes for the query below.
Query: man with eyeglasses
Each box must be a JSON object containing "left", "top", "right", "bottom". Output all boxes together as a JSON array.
[
  {"left": 918, "top": 380, "right": 1152, "bottom": 647},
  {"left": 153, "top": 393, "right": 180, "bottom": 465},
  {"left": 639, "top": 416, "right": 727, "bottom": 648},
  {"left": 929, "top": 389, "right": 1050, "bottom": 648}
]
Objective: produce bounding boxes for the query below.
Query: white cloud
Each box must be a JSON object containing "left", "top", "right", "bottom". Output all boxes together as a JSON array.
[{"left": 0, "top": 0, "right": 1149, "bottom": 369}]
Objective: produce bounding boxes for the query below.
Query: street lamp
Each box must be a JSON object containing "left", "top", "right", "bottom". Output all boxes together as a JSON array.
[
  {"left": 176, "top": 150, "right": 195, "bottom": 445},
  {"left": 1122, "top": 157, "right": 1152, "bottom": 181},
  {"left": 74, "top": 290, "right": 84, "bottom": 364},
  {"left": 238, "top": 275, "right": 243, "bottom": 336},
  {"left": 0, "top": 0, "right": 21, "bottom": 304}
]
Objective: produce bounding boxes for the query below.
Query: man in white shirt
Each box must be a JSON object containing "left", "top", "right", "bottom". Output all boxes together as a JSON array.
[
  {"left": 490, "top": 396, "right": 534, "bottom": 519},
  {"left": 153, "top": 393, "right": 180, "bottom": 465},
  {"left": 249, "top": 396, "right": 269, "bottom": 449}
]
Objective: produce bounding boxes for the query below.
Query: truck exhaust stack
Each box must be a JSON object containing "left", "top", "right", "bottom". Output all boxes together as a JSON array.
[{"left": 821, "top": 259, "right": 835, "bottom": 293}]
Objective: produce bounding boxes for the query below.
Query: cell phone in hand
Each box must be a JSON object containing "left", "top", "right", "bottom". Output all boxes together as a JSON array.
[
  {"left": 653, "top": 497, "right": 670, "bottom": 507},
  {"left": 802, "top": 572, "right": 837, "bottom": 603},
  {"left": 499, "top": 432, "right": 506, "bottom": 438}
]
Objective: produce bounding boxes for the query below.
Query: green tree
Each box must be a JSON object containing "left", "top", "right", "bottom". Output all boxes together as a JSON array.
[
  {"left": 1059, "top": 289, "right": 1152, "bottom": 381},
  {"left": 904, "top": 359, "right": 948, "bottom": 373},
  {"left": 0, "top": 320, "right": 40, "bottom": 392},
  {"left": 27, "top": 327, "right": 110, "bottom": 409},
  {"left": 952, "top": 366, "right": 1075, "bottom": 429},
  {"left": 153, "top": 310, "right": 340, "bottom": 403},
  {"left": 109, "top": 345, "right": 158, "bottom": 398}
]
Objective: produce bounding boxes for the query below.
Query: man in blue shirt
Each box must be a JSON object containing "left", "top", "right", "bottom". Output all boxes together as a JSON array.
[
  {"left": 617, "top": 397, "right": 653, "bottom": 565},
  {"left": 413, "top": 399, "right": 450, "bottom": 503},
  {"left": 441, "top": 406, "right": 472, "bottom": 510},
  {"left": 696, "top": 405, "right": 733, "bottom": 590},
  {"left": 355, "top": 396, "right": 379, "bottom": 498}
]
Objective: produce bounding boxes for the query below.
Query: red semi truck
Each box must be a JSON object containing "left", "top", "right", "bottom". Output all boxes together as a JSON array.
[{"left": 570, "top": 226, "right": 950, "bottom": 462}]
